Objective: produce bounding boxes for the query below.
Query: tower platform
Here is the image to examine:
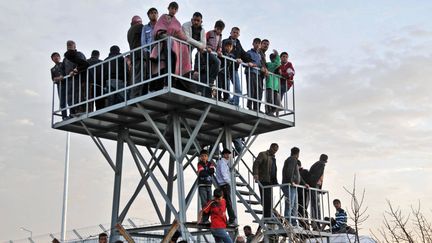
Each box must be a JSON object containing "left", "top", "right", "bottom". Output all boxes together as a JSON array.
[{"left": 52, "top": 87, "right": 294, "bottom": 155}]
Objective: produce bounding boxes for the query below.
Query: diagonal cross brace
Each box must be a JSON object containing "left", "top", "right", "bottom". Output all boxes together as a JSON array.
[
  {"left": 79, "top": 121, "right": 117, "bottom": 172},
  {"left": 136, "top": 104, "right": 176, "bottom": 158},
  {"left": 124, "top": 136, "right": 180, "bottom": 221},
  {"left": 177, "top": 105, "right": 211, "bottom": 163},
  {"left": 232, "top": 119, "right": 261, "bottom": 169}
]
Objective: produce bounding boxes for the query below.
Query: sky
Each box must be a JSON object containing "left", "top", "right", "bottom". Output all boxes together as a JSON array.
[{"left": 0, "top": 0, "right": 431, "bottom": 241}]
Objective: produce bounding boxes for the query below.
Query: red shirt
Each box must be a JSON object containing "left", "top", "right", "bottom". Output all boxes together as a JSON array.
[
  {"left": 279, "top": 61, "right": 295, "bottom": 89},
  {"left": 202, "top": 198, "right": 227, "bottom": 228}
]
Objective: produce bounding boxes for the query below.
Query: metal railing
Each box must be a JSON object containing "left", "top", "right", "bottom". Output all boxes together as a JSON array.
[{"left": 51, "top": 36, "right": 295, "bottom": 124}]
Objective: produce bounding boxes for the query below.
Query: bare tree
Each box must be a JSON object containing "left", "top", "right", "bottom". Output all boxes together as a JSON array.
[
  {"left": 371, "top": 200, "right": 432, "bottom": 243},
  {"left": 343, "top": 175, "right": 369, "bottom": 243}
]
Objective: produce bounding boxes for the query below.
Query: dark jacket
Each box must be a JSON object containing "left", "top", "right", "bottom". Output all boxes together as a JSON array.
[
  {"left": 221, "top": 37, "right": 252, "bottom": 70},
  {"left": 64, "top": 50, "right": 89, "bottom": 74},
  {"left": 197, "top": 160, "right": 215, "bottom": 185},
  {"left": 103, "top": 53, "right": 126, "bottom": 82},
  {"left": 87, "top": 57, "right": 102, "bottom": 87},
  {"left": 127, "top": 24, "right": 144, "bottom": 50},
  {"left": 253, "top": 150, "right": 278, "bottom": 184},
  {"left": 282, "top": 156, "right": 300, "bottom": 184},
  {"left": 51, "top": 62, "right": 65, "bottom": 81},
  {"left": 299, "top": 168, "right": 310, "bottom": 186},
  {"left": 308, "top": 160, "right": 326, "bottom": 188}
]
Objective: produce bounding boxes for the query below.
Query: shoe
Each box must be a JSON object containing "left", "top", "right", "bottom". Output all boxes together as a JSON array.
[
  {"left": 198, "top": 221, "right": 211, "bottom": 226},
  {"left": 227, "top": 220, "right": 238, "bottom": 227}
]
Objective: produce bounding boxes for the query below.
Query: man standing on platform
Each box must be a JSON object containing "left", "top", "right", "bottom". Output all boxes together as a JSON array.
[
  {"left": 197, "top": 149, "right": 215, "bottom": 224},
  {"left": 309, "top": 154, "right": 328, "bottom": 230},
  {"left": 282, "top": 147, "right": 301, "bottom": 228},
  {"left": 127, "top": 15, "right": 145, "bottom": 96},
  {"left": 216, "top": 148, "right": 236, "bottom": 226},
  {"left": 51, "top": 52, "right": 67, "bottom": 119},
  {"left": 222, "top": 27, "right": 253, "bottom": 106},
  {"left": 252, "top": 143, "right": 279, "bottom": 219}
]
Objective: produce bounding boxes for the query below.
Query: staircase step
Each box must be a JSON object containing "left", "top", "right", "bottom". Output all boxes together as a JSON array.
[
  {"left": 238, "top": 190, "right": 254, "bottom": 196},
  {"left": 245, "top": 209, "right": 263, "bottom": 214},
  {"left": 238, "top": 199, "right": 261, "bottom": 205},
  {"left": 236, "top": 182, "right": 248, "bottom": 187}
]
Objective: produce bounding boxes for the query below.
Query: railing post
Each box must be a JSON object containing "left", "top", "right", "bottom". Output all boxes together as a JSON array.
[{"left": 167, "top": 37, "right": 172, "bottom": 90}]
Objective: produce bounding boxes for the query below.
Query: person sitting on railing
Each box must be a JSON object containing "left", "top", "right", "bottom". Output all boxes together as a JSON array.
[
  {"left": 324, "top": 199, "right": 355, "bottom": 234},
  {"left": 216, "top": 148, "right": 237, "bottom": 226},
  {"left": 127, "top": 15, "right": 148, "bottom": 97},
  {"left": 150, "top": 2, "right": 194, "bottom": 92},
  {"left": 222, "top": 27, "right": 254, "bottom": 106},
  {"left": 87, "top": 50, "right": 104, "bottom": 110},
  {"left": 197, "top": 149, "right": 215, "bottom": 225},
  {"left": 51, "top": 52, "right": 67, "bottom": 120},
  {"left": 246, "top": 38, "right": 264, "bottom": 112},
  {"left": 64, "top": 40, "right": 90, "bottom": 115},
  {"left": 282, "top": 147, "right": 302, "bottom": 229},
  {"left": 279, "top": 51, "right": 295, "bottom": 103},
  {"left": 265, "top": 49, "right": 281, "bottom": 116},
  {"left": 252, "top": 143, "right": 279, "bottom": 219},
  {"left": 103, "top": 45, "right": 127, "bottom": 106},
  {"left": 217, "top": 39, "right": 234, "bottom": 102}
]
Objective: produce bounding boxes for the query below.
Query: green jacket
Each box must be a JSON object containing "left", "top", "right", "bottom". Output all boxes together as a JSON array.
[{"left": 266, "top": 55, "right": 281, "bottom": 91}]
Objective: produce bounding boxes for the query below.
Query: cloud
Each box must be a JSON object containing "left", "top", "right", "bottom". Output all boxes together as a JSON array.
[
  {"left": 23, "top": 89, "right": 39, "bottom": 97},
  {"left": 16, "top": 119, "right": 34, "bottom": 126}
]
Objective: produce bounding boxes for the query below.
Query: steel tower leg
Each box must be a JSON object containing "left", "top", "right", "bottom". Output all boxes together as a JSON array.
[
  {"left": 165, "top": 155, "right": 175, "bottom": 225},
  {"left": 173, "top": 112, "right": 189, "bottom": 240},
  {"left": 110, "top": 128, "right": 126, "bottom": 242}
]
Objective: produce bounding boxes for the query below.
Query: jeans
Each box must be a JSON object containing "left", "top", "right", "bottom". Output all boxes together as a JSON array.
[
  {"left": 199, "top": 185, "right": 212, "bottom": 222},
  {"left": 283, "top": 185, "right": 298, "bottom": 226},
  {"left": 211, "top": 228, "right": 233, "bottom": 243},
  {"left": 230, "top": 71, "right": 241, "bottom": 105},
  {"left": 57, "top": 82, "right": 67, "bottom": 119}
]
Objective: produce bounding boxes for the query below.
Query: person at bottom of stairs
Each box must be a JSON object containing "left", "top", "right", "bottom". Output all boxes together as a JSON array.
[{"left": 199, "top": 188, "right": 233, "bottom": 243}]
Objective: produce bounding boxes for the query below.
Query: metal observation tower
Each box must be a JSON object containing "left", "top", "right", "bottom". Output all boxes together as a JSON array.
[{"left": 51, "top": 37, "right": 331, "bottom": 242}]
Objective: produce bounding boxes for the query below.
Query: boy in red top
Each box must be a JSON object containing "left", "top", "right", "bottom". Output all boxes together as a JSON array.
[
  {"left": 199, "top": 188, "right": 233, "bottom": 243},
  {"left": 279, "top": 52, "right": 295, "bottom": 102}
]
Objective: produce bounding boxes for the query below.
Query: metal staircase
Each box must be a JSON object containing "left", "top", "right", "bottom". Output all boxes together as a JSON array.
[{"left": 231, "top": 143, "right": 332, "bottom": 243}]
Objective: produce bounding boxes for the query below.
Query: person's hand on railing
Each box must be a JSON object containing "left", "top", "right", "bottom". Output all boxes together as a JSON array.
[
  {"left": 52, "top": 76, "right": 64, "bottom": 83},
  {"left": 206, "top": 47, "right": 213, "bottom": 53},
  {"left": 217, "top": 49, "right": 222, "bottom": 57},
  {"left": 247, "top": 62, "right": 255, "bottom": 68},
  {"left": 253, "top": 175, "right": 259, "bottom": 182},
  {"left": 236, "top": 58, "right": 242, "bottom": 64}
]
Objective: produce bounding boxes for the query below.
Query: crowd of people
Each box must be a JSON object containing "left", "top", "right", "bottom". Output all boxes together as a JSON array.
[{"left": 50, "top": 1, "right": 295, "bottom": 120}]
